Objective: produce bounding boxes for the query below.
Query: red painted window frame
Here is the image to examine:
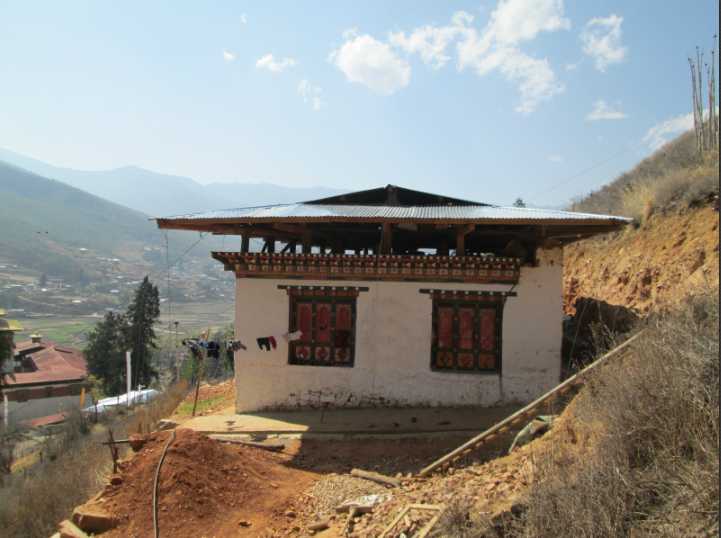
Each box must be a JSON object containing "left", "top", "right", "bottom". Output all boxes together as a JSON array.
[
  {"left": 430, "top": 295, "right": 504, "bottom": 374},
  {"left": 287, "top": 288, "right": 358, "bottom": 367}
]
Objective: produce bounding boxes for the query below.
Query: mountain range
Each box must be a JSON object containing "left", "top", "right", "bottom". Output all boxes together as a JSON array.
[
  {"left": 0, "top": 147, "right": 343, "bottom": 217},
  {"left": 0, "top": 150, "right": 344, "bottom": 282}
]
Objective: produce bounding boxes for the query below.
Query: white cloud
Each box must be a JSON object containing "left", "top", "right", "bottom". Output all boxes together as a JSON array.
[
  {"left": 330, "top": 1, "right": 569, "bottom": 110},
  {"left": 565, "top": 61, "right": 579, "bottom": 71},
  {"left": 240, "top": 13, "right": 248, "bottom": 25},
  {"left": 329, "top": 31, "right": 411, "bottom": 95},
  {"left": 222, "top": 50, "right": 236, "bottom": 62},
  {"left": 586, "top": 99, "right": 627, "bottom": 121},
  {"left": 298, "top": 79, "right": 324, "bottom": 111},
  {"left": 548, "top": 154, "right": 564, "bottom": 162},
  {"left": 388, "top": 11, "right": 473, "bottom": 69},
  {"left": 255, "top": 53, "right": 297, "bottom": 73},
  {"left": 580, "top": 14, "right": 627, "bottom": 72},
  {"left": 642, "top": 112, "right": 693, "bottom": 150},
  {"left": 485, "top": 0, "right": 570, "bottom": 45},
  {"left": 455, "top": 0, "right": 569, "bottom": 113}
]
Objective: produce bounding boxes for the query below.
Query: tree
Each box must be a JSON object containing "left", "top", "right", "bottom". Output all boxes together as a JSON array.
[
  {"left": 514, "top": 198, "right": 527, "bottom": 208},
  {"left": 125, "top": 277, "right": 160, "bottom": 388},
  {"left": 84, "top": 311, "right": 126, "bottom": 395}
]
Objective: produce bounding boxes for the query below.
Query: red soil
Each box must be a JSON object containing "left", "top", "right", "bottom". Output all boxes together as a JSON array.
[
  {"left": 99, "top": 429, "right": 316, "bottom": 537},
  {"left": 564, "top": 205, "right": 719, "bottom": 314}
]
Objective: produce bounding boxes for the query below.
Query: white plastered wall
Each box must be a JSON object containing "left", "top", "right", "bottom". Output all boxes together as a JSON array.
[{"left": 233, "top": 248, "right": 563, "bottom": 411}]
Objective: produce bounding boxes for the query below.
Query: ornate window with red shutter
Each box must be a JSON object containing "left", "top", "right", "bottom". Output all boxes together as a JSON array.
[
  {"left": 426, "top": 290, "right": 507, "bottom": 374},
  {"left": 282, "top": 286, "right": 362, "bottom": 367}
]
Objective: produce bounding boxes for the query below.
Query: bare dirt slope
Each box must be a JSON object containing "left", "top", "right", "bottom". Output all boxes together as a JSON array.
[
  {"left": 564, "top": 205, "right": 719, "bottom": 314},
  {"left": 98, "top": 429, "right": 316, "bottom": 538}
]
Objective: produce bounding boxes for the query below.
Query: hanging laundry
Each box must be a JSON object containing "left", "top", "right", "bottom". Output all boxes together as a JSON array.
[
  {"left": 182, "top": 339, "right": 203, "bottom": 360},
  {"left": 257, "top": 337, "right": 272, "bottom": 351},
  {"left": 283, "top": 330, "right": 303, "bottom": 342},
  {"left": 269, "top": 336, "right": 277, "bottom": 350},
  {"left": 226, "top": 339, "right": 247, "bottom": 352},
  {"left": 206, "top": 341, "right": 220, "bottom": 359}
]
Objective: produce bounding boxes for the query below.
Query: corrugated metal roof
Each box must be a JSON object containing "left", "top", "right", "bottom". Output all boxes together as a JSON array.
[
  {"left": 156, "top": 203, "right": 630, "bottom": 224},
  {"left": 4, "top": 341, "right": 87, "bottom": 386}
]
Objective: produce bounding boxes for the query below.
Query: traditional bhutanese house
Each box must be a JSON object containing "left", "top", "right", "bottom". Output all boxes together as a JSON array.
[
  {"left": 156, "top": 185, "right": 628, "bottom": 411},
  {"left": 2, "top": 335, "right": 89, "bottom": 426}
]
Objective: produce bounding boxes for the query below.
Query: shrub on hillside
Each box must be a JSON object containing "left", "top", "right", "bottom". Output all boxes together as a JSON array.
[
  {"left": 571, "top": 130, "right": 719, "bottom": 218},
  {"left": 509, "top": 294, "right": 719, "bottom": 537},
  {"left": 0, "top": 381, "right": 188, "bottom": 537}
]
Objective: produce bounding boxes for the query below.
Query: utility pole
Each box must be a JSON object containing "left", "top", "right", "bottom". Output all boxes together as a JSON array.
[{"left": 126, "top": 351, "right": 132, "bottom": 407}]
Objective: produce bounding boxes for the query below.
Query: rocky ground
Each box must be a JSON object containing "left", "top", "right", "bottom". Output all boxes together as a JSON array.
[{"left": 564, "top": 204, "right": 719, "bottom": 315}]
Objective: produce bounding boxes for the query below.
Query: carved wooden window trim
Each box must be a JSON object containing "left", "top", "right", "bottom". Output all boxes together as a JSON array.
[
  {"left": 283, "top": 287, "right": 363, "bottom": 368},
  {"left": 428, "top": 291, "right": 506, "bottom": 374}
]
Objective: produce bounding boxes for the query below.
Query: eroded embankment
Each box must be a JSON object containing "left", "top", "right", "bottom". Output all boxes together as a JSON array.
[{"left": 564, "top": 205, "right": 719, "bottom": 315}]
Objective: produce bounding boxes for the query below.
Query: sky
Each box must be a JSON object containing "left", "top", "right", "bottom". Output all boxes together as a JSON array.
[{"left": 1, "top": 0, "right": 719, "bottom": 208}]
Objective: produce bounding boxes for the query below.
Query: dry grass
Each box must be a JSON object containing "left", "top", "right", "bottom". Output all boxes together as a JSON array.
[
  {"left": 0, "top": 381, "right": 189, "bottom": 537},
  {"left": 571, "top": 130, "right": 719, "bottom": 220},
  {"left": 507, "top": 294, "right": 719, "bottom": 537},
  {"left": 125, "top": 380, "right": 188, "bottom": 434},
  {"left": 431, "top": 495, "right": 491, "bottom": 537}
]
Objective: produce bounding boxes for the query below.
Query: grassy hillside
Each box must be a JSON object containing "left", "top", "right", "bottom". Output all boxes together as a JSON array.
[
  {"left": 564, "top": 130, "right": 719, "bottom": 315},
  {"left": 0, "top": 161, "right": 212, "bottom": 282},
  {"left": 571, "top": 130, "right": 719, "bottom": 220},
  {"left": 0, "top": 161, "right": 158, "bottom": 280}
]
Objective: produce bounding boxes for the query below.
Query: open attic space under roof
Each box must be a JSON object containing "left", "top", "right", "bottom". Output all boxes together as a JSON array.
[{"left": 155, "top": 185, "right": 629, "bottom": 259}]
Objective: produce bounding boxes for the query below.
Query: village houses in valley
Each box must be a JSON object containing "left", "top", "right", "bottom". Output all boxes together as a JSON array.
[{"left": 156, "top": 185, "right": 628, "bottom": 411}]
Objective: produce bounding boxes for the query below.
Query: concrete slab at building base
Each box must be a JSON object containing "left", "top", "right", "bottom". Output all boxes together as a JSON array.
[{"left": 180, "top": 405, "right": 522, "bottom": 439}]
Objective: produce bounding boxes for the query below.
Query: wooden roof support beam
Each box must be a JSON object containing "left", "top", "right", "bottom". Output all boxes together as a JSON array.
[
  {"left": 455, "top": 224, "right": 475, "bottom": 256},
  {"left": 380, "top": 223, "right": 393, "bottom": 254},
  {"left": 301, "top": 226, "right": 312, "bottom": 254},
  {"left": 241, "top": 234, "right": 250, "bottom": 253}
]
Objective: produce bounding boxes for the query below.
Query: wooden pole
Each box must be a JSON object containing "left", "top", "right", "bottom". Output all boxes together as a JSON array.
[
  {"left": 107, "top": 429, "right": 119, "bottom": 474},
  {"left": 241, "top": 234, "right": 250, "bottom": 253},
  {"left": 126, "top": 351, "right": 132, "bottom": 407},
  {"left": 418, "top": 331, "right": 644, "bottom": 476},
  {"left": 302, "top": 227, "right": 312, "bottom": 254},
  {"left": 191, "top": 353, "right": 204, "bottom": 417},
  {"left": 380, "top": 223, "right": 393, "bottom": 254}
]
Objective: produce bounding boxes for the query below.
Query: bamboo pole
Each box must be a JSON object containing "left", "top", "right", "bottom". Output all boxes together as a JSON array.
[{"left": 697, "top": 48, "right": 706, "bottom": 151}]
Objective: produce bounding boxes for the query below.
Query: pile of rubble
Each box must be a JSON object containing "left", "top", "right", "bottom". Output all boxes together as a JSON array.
[{"left": 289, "top": 401, "right": 591, "bottom": 537}]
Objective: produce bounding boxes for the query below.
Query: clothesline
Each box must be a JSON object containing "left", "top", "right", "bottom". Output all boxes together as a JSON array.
[{"left": 181, "top": 330, "right": 304, "bottom": 360}]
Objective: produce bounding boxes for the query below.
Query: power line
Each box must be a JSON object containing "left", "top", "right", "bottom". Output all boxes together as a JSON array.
[
  {"left": 145, "top": 232, "right": 208, "bottom": 284},
  {"left": 528, "top": 143, "right": 641, "bottom": 203}
]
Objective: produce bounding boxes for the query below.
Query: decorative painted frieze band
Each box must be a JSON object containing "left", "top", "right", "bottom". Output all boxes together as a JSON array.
[
  {"left": 213, "top": 252, "right": 521, "bottom": 284},
  {"left": 277, "top": 285, "right": 369, "bottom": 296},
  {"left": 419, "top": 289, "right": 517, "bottom": 301}
]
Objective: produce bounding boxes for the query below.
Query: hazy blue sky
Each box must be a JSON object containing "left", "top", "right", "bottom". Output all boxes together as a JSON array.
[{"left": 1, "top": 1, "right": 718, "bottom": 207}]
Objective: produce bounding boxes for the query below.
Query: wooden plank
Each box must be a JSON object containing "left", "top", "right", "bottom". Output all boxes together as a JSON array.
[
  {"left": 418, "top": 331, "right": 643, "bottom": 476},
  {"left": 350, "top": 468, "right": 401, "bottom": 488},
  {"left": 378, "top": 504, "right": 445, "bottom": 538}
]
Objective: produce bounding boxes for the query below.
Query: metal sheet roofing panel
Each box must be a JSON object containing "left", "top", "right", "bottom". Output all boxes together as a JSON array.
[{"left": 156, "top": 203, "right": 630, "bottom": 224}]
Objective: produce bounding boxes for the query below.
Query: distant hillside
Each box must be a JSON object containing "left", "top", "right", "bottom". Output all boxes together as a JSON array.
[
  {"left": 0, "top": 148, "right": 344, "bottom": 216},
  {"left": 0, "top": 161, "right": 207, "bottom": 282},
  {"left": 570, "top": 130, "right": 719, "bottom": 219}
]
